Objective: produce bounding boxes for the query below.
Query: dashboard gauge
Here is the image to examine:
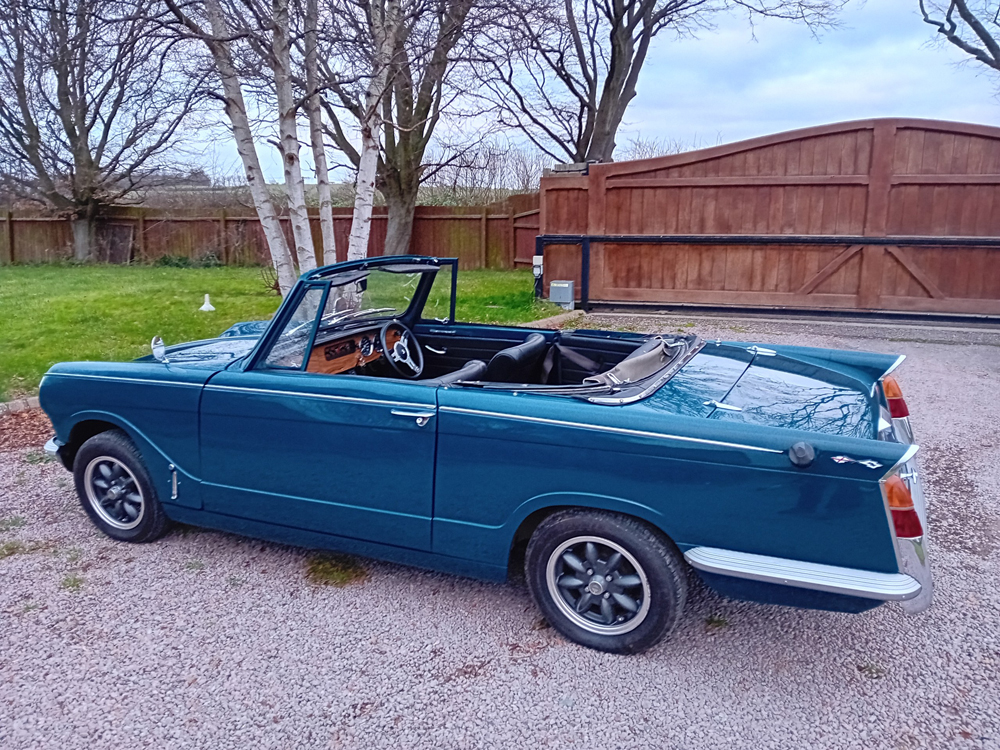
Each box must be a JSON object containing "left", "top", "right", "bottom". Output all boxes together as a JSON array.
[{"left": 359, "top": 336, "right": 374, "bottom": 357}]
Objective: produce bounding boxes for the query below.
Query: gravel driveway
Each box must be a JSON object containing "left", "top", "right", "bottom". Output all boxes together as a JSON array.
[{"left": 2, "top": 314, "right": 999, "bottom": 750}]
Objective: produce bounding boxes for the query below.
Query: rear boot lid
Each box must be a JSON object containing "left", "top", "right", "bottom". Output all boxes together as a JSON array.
[{"left": 708, "top": 347, "right": 878, "bottom": 439}]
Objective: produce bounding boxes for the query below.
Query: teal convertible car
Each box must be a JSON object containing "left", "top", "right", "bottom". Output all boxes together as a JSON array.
[{"left": 40, "top": 255, "right": 932, "bottom": 653}]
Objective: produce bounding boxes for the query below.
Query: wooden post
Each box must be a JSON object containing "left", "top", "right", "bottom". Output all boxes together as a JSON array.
[
  {"left": 5, "top": 210, "right": 13, "bottom": 264},
  {"left": 219, "top": 210, "right": 229, "bottom": 264},
  {"left": 508, "top": 205, "right": 516, "bottom": 270},
  {"left": 137, "top": 209, "right": 146, "bottom": 262},
  {"left": 858, "top": 121, "right": 896, "bottom": 309},
  {"left": 479, "top": 210, "right": 488, "bottom": 269}
]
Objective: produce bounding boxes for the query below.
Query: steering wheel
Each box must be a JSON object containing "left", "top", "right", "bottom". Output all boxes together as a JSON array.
[{"left": 379, "top": 321, "right": 424, "bottom": 379}]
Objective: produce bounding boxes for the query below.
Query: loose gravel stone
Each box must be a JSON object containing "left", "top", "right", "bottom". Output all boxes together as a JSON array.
[{"left": 1, "top": 315, "right": 999, "bottom": 749}]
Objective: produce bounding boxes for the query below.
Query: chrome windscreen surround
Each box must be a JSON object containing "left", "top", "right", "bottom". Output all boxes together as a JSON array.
[{"left": 881, "top": 444, "right": 933, "bottom": 614}]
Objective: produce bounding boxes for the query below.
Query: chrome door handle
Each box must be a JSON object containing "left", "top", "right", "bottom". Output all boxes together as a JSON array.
[
  {"left": 390, "top": 409, "right": 436, "bottom": 427},
  {"left": 428, "top": 328, "right": 457, "bottom": 336},
  {"left": 425, "top": 345, "right": 447, "bottom": 355}
]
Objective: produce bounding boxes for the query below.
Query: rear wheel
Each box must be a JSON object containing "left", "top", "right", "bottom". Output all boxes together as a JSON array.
[
  {"left": 73, "top": 430, "right": 169, "bottom": 543},
  {"left": 525, "top": 509, "right": 687, "bottom": 654}
]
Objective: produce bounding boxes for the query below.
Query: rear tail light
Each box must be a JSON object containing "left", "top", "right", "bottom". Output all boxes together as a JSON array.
[
  {"left": 882, "top": 376, "right": 909, "bottom": 418},
  {"left": 885, "top": 475, "right": 923, "bottom": 538}
]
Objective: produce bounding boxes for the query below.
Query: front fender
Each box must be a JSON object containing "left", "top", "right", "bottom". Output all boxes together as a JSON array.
[
  {"left": 39, "top": 364, "right": 207, "bottom": 509},
  {"left": 57, "top": 410, "right": 200, "bottom": 510}
]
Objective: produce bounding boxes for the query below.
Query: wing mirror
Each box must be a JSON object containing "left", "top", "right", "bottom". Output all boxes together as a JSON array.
[{"left": 151, "top": 336, "right": 168, "bottom": 363}]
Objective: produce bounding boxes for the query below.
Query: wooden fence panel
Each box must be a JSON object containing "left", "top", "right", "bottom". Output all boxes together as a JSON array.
[
  {"left": 0, "top": 194, "right": 538, "bottom": 271},
  {"left": 540, "top": 118, "right": 1000, "bottom": 315},
  {"left": 1, "top": 217, "right": 72, "bottom": 262},
  {"left": 142, "top": 217, "right": 223, "bottom": 263}
]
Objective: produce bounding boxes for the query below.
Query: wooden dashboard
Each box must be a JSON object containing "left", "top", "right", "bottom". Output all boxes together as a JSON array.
[{"left": 305, "top": 326, "right": 401, "bottom": 375}]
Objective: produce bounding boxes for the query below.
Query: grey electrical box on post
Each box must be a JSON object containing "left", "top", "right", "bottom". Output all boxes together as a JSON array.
[{"left": 549, "top": 280, "right": 575, "bottom": 310}]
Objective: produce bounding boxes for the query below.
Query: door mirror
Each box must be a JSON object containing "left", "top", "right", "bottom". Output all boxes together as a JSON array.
[{"left": 151, "top": 336, "right": 167, "bottom": 362}]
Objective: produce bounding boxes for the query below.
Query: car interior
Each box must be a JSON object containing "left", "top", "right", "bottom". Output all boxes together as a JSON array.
[
  {"left": 267, "top": 259, "right": 689, "bottom": 394},
  {"left": 302, "top": 318, "right": 671, "bottom": 389}
]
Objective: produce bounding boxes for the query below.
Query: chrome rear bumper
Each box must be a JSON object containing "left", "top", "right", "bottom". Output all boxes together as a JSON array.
[{"left": 684, "top": 547, "right": 922, "bottom": 601}]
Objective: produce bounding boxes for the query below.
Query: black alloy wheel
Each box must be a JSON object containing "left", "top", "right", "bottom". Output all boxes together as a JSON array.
[
  {"left": 73, "top": 430, "right": 169, "bottom": 543},
  {"left": 525, "top": 509, "right": 687, "bottom": 654}
]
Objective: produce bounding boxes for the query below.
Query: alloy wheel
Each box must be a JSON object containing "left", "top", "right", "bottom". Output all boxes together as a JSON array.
[
  {"left": 83, "top": 456, "right": 145, "bottom": 530},
  {"left": 545, "top": 535, "right": 651, "bottom": 636}
]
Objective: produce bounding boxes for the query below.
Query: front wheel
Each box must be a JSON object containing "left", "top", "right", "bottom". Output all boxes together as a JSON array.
[
  {"left": 73, "top": 430, "right": 169, "bottom": 543},
  {"left": 525, "top": 510, "right": 687, "bottom": 654}
]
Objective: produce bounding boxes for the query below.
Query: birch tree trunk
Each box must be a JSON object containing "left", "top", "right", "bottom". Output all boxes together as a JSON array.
[
  {"left": 346, "top": 117, "right": 381, "bottom": 262},
  {"left": 273, "top": 0, "right": 317, "bottom": 274},
  {"left": 202, "top": 0, "right": 298, "bottom": 295},
  {"left": 346, "top": 0, "right": 397, "bottom": 262},
  {"left": 305, "top": 0, "right": 337, "bottom": 266}
]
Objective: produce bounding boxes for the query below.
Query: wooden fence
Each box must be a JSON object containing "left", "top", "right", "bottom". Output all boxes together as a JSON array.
[
  {"left": 539, "top": 118, "right": 1000, "bottom": 316},
  {"left": 0, "top": 193, "right": 540, "bottom": 271}
]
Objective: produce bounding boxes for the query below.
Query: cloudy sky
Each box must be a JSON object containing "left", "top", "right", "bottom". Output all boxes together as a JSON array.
[
  {"left": 233, "top": 0, "right": 1000, "bottom": 180},
  {"left": 620, "top": 0, "right": 1000, "bottom": 149}
]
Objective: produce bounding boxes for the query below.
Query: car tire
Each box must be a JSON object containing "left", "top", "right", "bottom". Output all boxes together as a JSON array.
[
  {"left": 525, "top": 509, "right": 687, "bottom": 654},
  {"left": 73, "top": 430, "right": 169, "bottom": 543}
]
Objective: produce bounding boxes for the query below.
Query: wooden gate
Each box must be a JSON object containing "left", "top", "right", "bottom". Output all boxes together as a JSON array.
[{"left": 539, "top": 118, "right": 1000, "bottom": 316}]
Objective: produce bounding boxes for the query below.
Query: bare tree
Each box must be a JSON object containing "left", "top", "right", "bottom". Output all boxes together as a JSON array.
[
  {"left": 476, "top": 0, "right": 845, "bottom": 164},
  {"left": 421, "top": 140, "right": 548, "bottom": 203},
  {"left": 615, "top": 132, "right": 720, "bottom": 159},
  {"left": 318, "top": 0, "right": 480, "bottom": 256},
  {"left": 920, "top": 0, "right": 1000, "bottom": 75},
  {"left": 164, "top": 0, "right": 299, "bottom": 294},
  {"left": 196, "top": 0, "right": 317, "bottom": 274},
  {"left": 344, "top": 0, "right": 399, "bottom": 261},
  {"left": 271, "top": 0, "right": 317, "bottom": 273},
  {"left": 303, "top": 0, "right": 336, "bottom": 264},
  {"left": 0, "top": 0, "right": 206, "bottom": 260}
]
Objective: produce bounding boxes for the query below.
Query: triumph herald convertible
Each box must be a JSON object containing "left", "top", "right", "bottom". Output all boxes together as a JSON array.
[{"left": 39, "top": 255, "right": 932, "bottom": 653}]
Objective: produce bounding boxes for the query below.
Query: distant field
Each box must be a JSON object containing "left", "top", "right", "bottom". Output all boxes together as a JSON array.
[{"left": 0, "top": 265, "right": 558, "bottom": 399}]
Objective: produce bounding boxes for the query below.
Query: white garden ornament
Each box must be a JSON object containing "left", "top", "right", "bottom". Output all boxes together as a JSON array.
[{"left": 199, "top": 294, "right": 215, "bottom": 312}]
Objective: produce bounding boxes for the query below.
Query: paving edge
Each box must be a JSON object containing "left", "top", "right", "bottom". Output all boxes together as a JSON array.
[{"left": 0, "top": 396, "right": 40, "bottom": 417}]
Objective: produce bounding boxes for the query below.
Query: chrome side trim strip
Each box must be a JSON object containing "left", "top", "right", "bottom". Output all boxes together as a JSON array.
[
  {"left": 684, "top": 546, "right": 921, "bottom": 601},
  {"left": 439, "top": 406, "right": 783, "bottom": 454},
  {"left": 50, "top": 373, "right": 202, "bottom": 388},
  {"left": 882, "top": 354, "right": 906, "bottom": 378},
  {"left": 204, "top": 384, "right": 429, "bottom": 410}
]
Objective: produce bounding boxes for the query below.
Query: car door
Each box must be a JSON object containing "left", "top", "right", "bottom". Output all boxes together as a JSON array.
[{"left": 199, "top": 368, "right": 438, "bottom": 551}]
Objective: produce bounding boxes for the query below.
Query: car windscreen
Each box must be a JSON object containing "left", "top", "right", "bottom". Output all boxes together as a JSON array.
[{"left": 319, "top": 265, "right": 436, "bottom": 328}]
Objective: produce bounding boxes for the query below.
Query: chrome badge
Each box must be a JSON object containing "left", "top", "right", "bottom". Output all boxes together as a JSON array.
[{"left": 831, "top": 455, "right": 883, "bottom": 469}]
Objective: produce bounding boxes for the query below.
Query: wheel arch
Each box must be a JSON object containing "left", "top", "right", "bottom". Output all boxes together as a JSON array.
[
  {"left": 505, "top": 494, "right": 680, "bottom": 580},
  {"left": 58, "top": 411, "right": 171, "bottom": 477},
  {"left": 60, "top": 418, "right": 125, "bottom": 470}
]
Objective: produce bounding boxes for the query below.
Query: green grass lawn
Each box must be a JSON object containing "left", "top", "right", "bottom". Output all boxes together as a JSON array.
[{"left": 0, "top": 265, "right": 559, "bottom": 399}]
